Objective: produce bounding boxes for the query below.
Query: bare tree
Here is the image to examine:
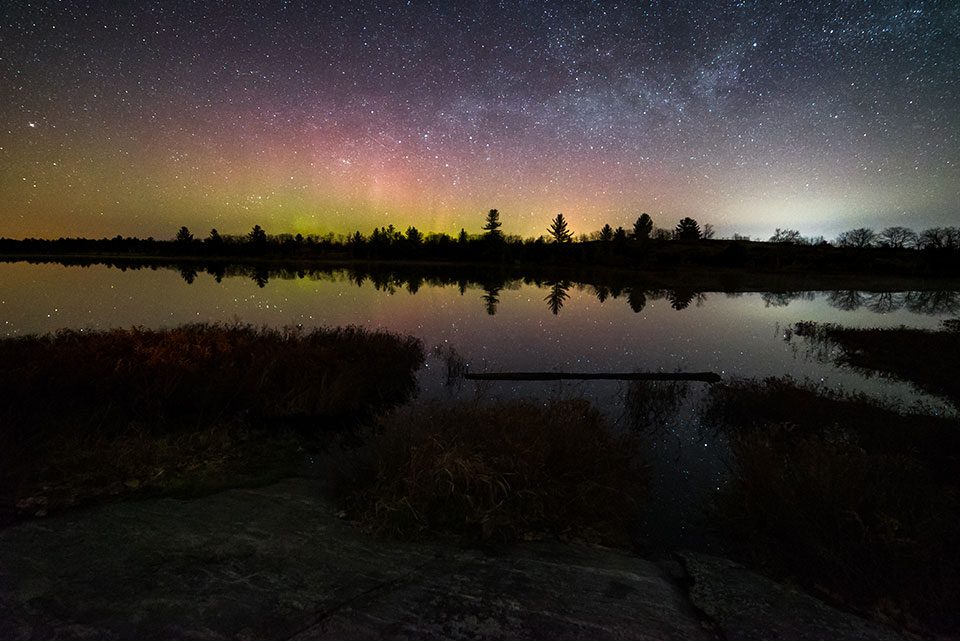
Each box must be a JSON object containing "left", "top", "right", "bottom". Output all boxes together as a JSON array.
[
  {"left": 918, "top": 227, "right": 949, "bottom": 249},
  {"left": 769, "top": 228, "right": 803, "bottom": 244},
  {"left": 878, "top": 226, "right": 917, "bottom": 248},
  {"left": 835, "top": 227, "right": 876, "bottom": 248}
]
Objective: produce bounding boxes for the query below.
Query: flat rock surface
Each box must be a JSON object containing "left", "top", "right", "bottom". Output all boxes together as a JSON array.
[
  {"left": 0, "top": 478, "right": 907, "bottom": 641},
  {"left": 681, "top": 552, "right": 907, "bottom": 641},
  {"left": 0, "top": 478, "right": 712, "bottom": 640}
]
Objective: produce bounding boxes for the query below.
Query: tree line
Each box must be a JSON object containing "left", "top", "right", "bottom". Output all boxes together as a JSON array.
[{"left": 2, "top": 211, "right": 958, "bottom": 281}]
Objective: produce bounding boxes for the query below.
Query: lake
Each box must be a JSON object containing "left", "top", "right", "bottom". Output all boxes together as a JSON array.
[{"left": 2, "top": 260, "right": 957, "bottom": 546}]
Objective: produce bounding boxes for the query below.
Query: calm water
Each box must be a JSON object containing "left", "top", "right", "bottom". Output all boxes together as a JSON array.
[{"left": 2, "top": 261, "right": 957, "bottom": 546}]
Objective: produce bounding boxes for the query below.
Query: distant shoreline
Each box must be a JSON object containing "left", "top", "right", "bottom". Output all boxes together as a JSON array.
[{"left": 3, "top": 251, "right": 960, "bottom": 293}]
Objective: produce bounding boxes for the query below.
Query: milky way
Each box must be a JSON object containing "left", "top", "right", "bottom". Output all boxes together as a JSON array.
[{"left": 1, "top": 0, "right": 957, "bottom": 239}]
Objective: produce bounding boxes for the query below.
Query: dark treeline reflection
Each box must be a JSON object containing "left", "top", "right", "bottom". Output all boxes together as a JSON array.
[
  {"left": 9, "top": 256, "right": 960, "bottom": 317},
  {"left": 170, "top": 263, "right": 960, "bottom": 316}
]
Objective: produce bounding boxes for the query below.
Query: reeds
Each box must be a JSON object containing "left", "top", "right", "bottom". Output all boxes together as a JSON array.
[
  {"left": 0, "top": 323, "right": 424, "bottom": 521},
  {"left": 705, "top": 377, "right": 960, "bottom": 634},
  {"left": 0, "top": 323, "right": 424, "bottom": 434},
  {"left": 335, "top": 398, "right": 647, "bottom": 545}
]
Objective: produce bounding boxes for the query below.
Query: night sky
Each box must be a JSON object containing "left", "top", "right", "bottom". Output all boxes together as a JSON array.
[{"left": 2, "top": 0, "right": 957, "bottom": 240}]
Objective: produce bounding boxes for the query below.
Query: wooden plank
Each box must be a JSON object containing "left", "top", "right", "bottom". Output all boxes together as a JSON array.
[{"left": 464, "top": 371, "right": 722, "bottom": 383}]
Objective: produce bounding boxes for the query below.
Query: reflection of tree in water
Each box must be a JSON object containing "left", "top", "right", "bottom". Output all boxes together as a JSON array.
[
  {"left": 544, "top": 281, "right": 571, "bottom": 315},
  {"left": 826, "top": 290, "right": 866, "bottom": 311},
  {"left": 205, "top": 265, "right": 225, "bottom": 283},
  {"left": 350, "top": 271, "right": 366, "bottom": 288},
  {"left": 864, "top": 292, "right": 904, "bottom": 314},
  {"left": 761, "top": 291, "right": 815, "bottom": 307},
  {"left": 458, "top": 279, "right": 468, "bottom": 296},
  {"left": 370, "top": 273, "right": 398, "bottom": 294},
  {"left": 668, "top": 289, "right": 699, "bottom": 310},
  {"left": 626, "top": 289, "right": 646, "bottom": 313},
  {"left": 904, "top": 290, "right": 960, "bottom": 315},
  {"left": 178, "top": 266, "right": 198, "bottom": 284},
  {"left": 406, "top": 275, "right": 423, "bottom": 294},
  {"left": 592, "top": 285, "right": 610, "bottom": 303},
  {"left": 481, "top": 284, "right": 502, "bottom": 316},
  {"left": 252, "top": 268, "right": 269, "bottom": 288},
  {"left": 625, "top": 379, "right": 690, "bottom": 433}
]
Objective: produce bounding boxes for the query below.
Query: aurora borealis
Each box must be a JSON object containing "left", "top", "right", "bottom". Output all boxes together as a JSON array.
[{"left": 1, "top": 0, "right": 957, "bottom": 240}]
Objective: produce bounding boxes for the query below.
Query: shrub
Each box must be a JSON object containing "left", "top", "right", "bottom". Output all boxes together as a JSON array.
[
  {"left": 0, "top": 323, "right": 424, "bottom": 521},
  {"left": 705, "top": 377, "right": 960, "bottom": 634},
  {"left": 336, "top": 399, "right": 647, "bottom": 545}
]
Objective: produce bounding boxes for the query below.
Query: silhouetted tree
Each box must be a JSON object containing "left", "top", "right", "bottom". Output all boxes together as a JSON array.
[
  {"left": 406, "top": 226, "right": 422, "bottom": 245},
  {"left": 835, "top": 227, "right": 876, "bottom": 248},
  {"left": 599, "top": 224, "right": 614, "bottom": 242},
  {"left": 547, "top": 213, "right": 573, "bottom": 243},
  {"left": 458, "top": 228, "right": 468, "bottom": 244},
  {"left": 918, "top": 227, "right": 950, "bottom": 249},
  {"left": 702, "top": 223, "right": 715, "bottom": 240},
  {"left": 205, "top": 228, "right": 222, "bottom": 246},
  {"left": 545, "top": 281, "right": 571, "bottom": 314},
  {"left": 613, "top": 226, "right": 627, "bottom": 243},
  {"left": 482, "top": 209, "right": 503, "bottom": 239},
  {"left": 175, "top": 226, "right": 194, "bottom": 243},
  {"left": 770, "top": 228, "right": 802, "bottom": 244},
  {"left": 878, "top": 226, "right": 917, "bottom": 249},
  {"left": 652, "top": 227, "right": 672, "bottom": 240},
  {"left": 633, "top": 213, "right": 653, "bottom": 240},
  {"left": 674, "top": 217, "right": 702, "bottom": 241},
  {"left": 248, "top": 224, "right": 267, "bottom": 246}
]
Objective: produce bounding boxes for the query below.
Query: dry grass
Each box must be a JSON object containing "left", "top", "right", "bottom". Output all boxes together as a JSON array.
[
  {"left": 791, "top": 320, "right": 960, "bottom": 405},
  {"left": 705, "top": 378, "right": 960, "bottom": 635},
  {"left": 0, "top": 323, "right": 424, "bottom": 522},
  {"left": 335, "top": 399, "right": 647, "bottom": 546},
  {"left": 1, "top": 323, "right": 424, "bottom": 433}
]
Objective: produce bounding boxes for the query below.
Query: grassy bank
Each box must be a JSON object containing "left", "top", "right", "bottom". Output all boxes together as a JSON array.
[
  {"left": 704, "top": 377, "right": 960, "bottom": 635},
  {"left": 0, "top": 323, "right": 424, "bottom": 522},
  {"left": 791, "top": 319, "right": 960, "bottom": 404},
  {"left": 334, "top": 399, "right": 647, "bottom": 546}
]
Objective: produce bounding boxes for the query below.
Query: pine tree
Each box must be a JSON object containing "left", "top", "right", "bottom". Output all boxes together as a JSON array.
[
  {"left": 633, "top": 213, "right": 653, "bottom": 240},
  {"left": 674, "top": 217, "right": 702, "bottom": 241},
  {"left": 548, "top": 213, "right": 573, "bottom": 243},
  {"left": 482, "top": 209, "right": 502, "bottom": 239}
]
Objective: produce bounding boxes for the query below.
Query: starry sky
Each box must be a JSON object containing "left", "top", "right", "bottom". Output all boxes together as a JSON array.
[{"left": 1, "top": 0, "right": 958, "bottom": 240}]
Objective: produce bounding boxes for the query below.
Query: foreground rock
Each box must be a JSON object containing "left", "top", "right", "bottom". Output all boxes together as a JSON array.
[
  {"left": 0, "top": 478, "right": 906, "bottom": 640},
  {"left": 0, "top": 478, "right": 711, "bottom": 640},
  {"left": 681, "top": 553, "right": 906, "bottom": 641}
]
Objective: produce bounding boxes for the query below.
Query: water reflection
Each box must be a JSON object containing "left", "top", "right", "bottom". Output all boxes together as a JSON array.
[
  {"left": 544, "top": 281, "right": 571, "bottom": 315},
  {"left": 4, "top": 257, "right": 959, "bottom": 319}
]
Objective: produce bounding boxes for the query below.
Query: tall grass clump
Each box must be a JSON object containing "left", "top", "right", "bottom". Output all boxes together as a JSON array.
[
  {"left": 0, "top": 323, "right": 424, "bottom": 435},
  {"left": 0, "top": 323, "right": 423, "bottom": 520},
  {"left": 705, "top": 377, "right": 960, "bottom": 635},
  {"left": 791, "top": 320, "right": 960, "bottom": 405},
  {"left": 336, "top": 399, "right": 646, "bottom": 546}
]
